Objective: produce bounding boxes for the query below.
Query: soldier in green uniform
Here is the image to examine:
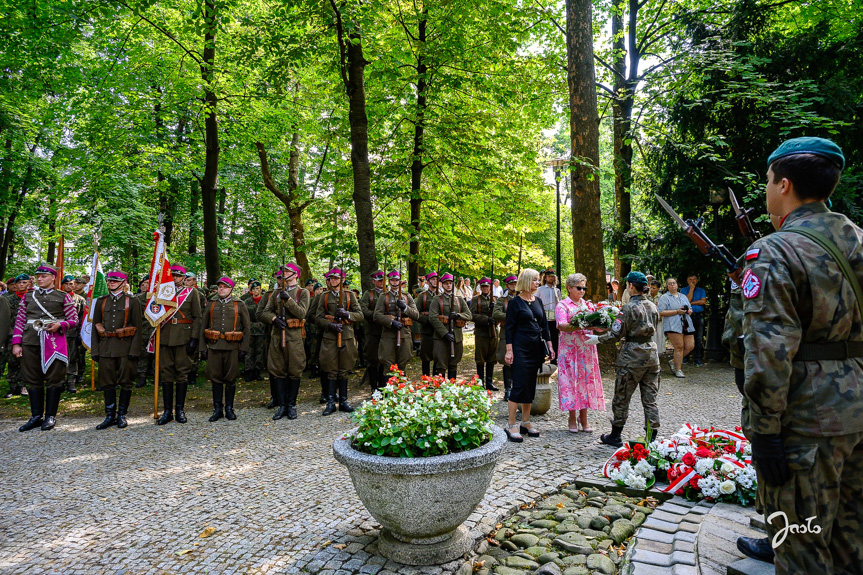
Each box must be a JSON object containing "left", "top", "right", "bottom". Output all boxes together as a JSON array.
[
  {"left": 91, "top": 271, "right": 142, "bottom": 429},
  {"left": 470, "top": 277, "right": 499, "bottom": 391},
  {"left": 738, "top": 138, "right": 863, "bottom": 574},
  {"left": 256, "top": 270, "right": 280, "bottom": 407},
  {"left": 3, "top": 274, "right": 29, "bottom": 398},
  {"left": 586, "top": 272, "right": 659, "bottom": 447},
  {"left": 184, "top": 272, "right": 206, "bottom": 386},
  {"left": 316, "top": 268, "right": 363, "bottom": 415},
  {"left": 260, "top": 263, "right": 309, "bottom": 420},
  {"left": 135, "top": 276, "right": 155, "bottom": 387},
  {"left": 243, "top": 280, "right": 266, "bottom": 382},
  {"left": 303, "top": 279, "right": 317, "bottom": 370},
  {"left": 201, "top": 277, "right": 250, "bottom": 422},
  {"left": 60, "top": 275, "right": 85, "bottom": 394},
  {"left": 306, "top": 281, "right": 326, "bottom": 403},
  {"left": 374, "top": 270, "right": 419, "bottom": 373},
  {"left": 155, "top": 265, "right": 202, "bottom": 425},
  {"left": 72, "top": 275, "right": 89, "bottom": 386},
  {"left": 429, "top": 273, "right": 472, "bottom": 380},
  {"left": 11, "top": 265, "right": 80, "bottom": 431},
  {"left": 415, "top": 271, "right": 439, "bottom": 376},
  {"left": 493, "top": 275, "right": 518, "bottom": 400},
  {"left": 360, "top": 270, "right": 385, "bottom": 391},
  {"left": 240, "top": 278, "right": 256, "bottom": 303}
]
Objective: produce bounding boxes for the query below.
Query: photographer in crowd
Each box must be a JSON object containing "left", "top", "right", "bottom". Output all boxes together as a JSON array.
[{"left": 657, "top": 277, "right": 694, "bottom": 378}]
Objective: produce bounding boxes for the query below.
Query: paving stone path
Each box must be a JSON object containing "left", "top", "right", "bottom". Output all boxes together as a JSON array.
[{"left": 0, "top": 360, "right": 743, "bottom": 574}]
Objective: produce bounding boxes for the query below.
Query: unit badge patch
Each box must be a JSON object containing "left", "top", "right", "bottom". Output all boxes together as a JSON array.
[{"left": 741, "top": 268, "right": 762, "bottom": 299}]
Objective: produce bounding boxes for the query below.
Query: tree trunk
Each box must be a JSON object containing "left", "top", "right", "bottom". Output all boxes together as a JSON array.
[
  {"left": 330, "top": 1, "right": 379, "bottom": 291},
  {"left": 46, "top": 196, "right": 57, "bottom": 264},
  {"left": 217, "top": 186, "right": 226, "bottom": 237},
  {"left": 408, "top": 8, "right": 428, "bottom": 293},
  {"left": 188, "top": 180, "right": 199, "bottom": 254},
  {"left": 565, "top": 0, "right": 606, "bottom": 304},
  {"left": 0, "top": 138, "right": 38, "bottom": 279},
  {"left": 200, "top": 0, "right": 221, "bottom": 284},
  {"left": 255, "top": 139, "right": 312, "bottom": 284},
  {"left": 154, "top": 87, "right": 175, "bottom": 245}
]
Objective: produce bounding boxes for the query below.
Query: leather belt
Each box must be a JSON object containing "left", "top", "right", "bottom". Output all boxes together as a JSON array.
[
  {"left": 170, "top": 318, "right": 193, "bottom": 324},
  {"left": 794, "top": 341, "right": 863, "bottom": 362},
  {"left": 626, "top": 336, "right": 653, "bottom": 344}
]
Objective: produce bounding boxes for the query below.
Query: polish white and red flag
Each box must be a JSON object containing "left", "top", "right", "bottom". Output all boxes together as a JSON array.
[{"left": 144, "top": 228, "right": 177, "bottom": 328}]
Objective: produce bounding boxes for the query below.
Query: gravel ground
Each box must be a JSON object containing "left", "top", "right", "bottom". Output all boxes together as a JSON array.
[{"left": 0, "top": 339, "right": 742, "bottom": 574}]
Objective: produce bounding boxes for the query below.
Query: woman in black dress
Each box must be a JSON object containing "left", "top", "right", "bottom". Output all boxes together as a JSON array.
[{"left": 504, "top": 268, "right": 555, "bottom": 442}]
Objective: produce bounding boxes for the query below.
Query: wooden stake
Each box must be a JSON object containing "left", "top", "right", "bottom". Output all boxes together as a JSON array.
[{"left": 154, "top": 326, "right": 161, "bottom": 419}]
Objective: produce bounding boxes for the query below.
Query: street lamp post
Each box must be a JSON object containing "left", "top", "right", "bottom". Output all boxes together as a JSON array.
[
  {"left": 548, "top": 158, "right": 568, "bottom": 278},
  {"left": 705, "top": 186, "right": 729, "bottom": 362}
]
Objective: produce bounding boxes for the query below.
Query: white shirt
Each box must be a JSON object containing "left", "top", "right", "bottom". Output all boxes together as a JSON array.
[
  {"left": 493, "top": 285, "right": 503, "bottom": 297},
  {"left": 536, "top": 284, "right": 561, "bottom": 321}
]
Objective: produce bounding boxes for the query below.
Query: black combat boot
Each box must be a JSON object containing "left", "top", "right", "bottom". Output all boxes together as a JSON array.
[
  {"left": 96, "top": 388, "right": 118, "bottom": 430},
  {"left": 338, "top": 379, "right": 354, "bottom": 413},
  {"left": 157, "top": 381, "right": 174, "bottom": 425},
  {"left": 209, "top": 382, "right": 224, "bottom": 422},
  {"left": 266, "top": 375, "right": 278, "bottom": 409},
  {"left": 646, "top": 428, "right": 658, "bottom": 442},
  {"left": 367, "top": 365, "right": 378, "bottom": 392},
  {"left": 117, "top": 389, "right": 132, "bottom": 428},
  {"left": 187, "top": 367, "right": 197, "bottom": 387},
  {"left": 41, "top": 386, "right": 63, "bottom": 431},
  {"left": 600, "top": 425, "right": 624, "bottom": 448},
  {"left": 272, "top": 378, "right": 289, "bottom": 420},
  {"left": 319, "top": 371, "right": 328, "bottom": 403},
  {"left": 322, "top": 379, "right": 337, "bottom": 416},
  {"left": 421, "top": 361, "right": 431, "bottom": 377},
  {"left": 224, "top": 384, "right": 237, "bottom": 420},
  {"left": 135, "top": 374, "right": 147, "bottom": 388},
  {"left": 285, "top": 378, "right": 300, "bottom": 420},
  {"left": 736, "top": 537, "right": 775, "bottom": 564},
  {"left": 477, "top": 364, "right": 485, "bottom": 387},
  {"left": 65, "top": 375, "right": 77, "bottom": 394},
  {"left": 485, "top": 362, "right": 499, "bottom": 391},
  {"left": 309, "top": 363, "right": 319, "bottom": 379},
  {"left": 447, "top": 368, "right": 458, "bottom": 382},
  {"left": 175, "top": 382, "right": 188, "bottom": 423},
  {"left": 502, "top": 365, "right": 512, "bottom": 401},
  {"left": 18, "top": 386, "right": 44, "bottom": 432}
]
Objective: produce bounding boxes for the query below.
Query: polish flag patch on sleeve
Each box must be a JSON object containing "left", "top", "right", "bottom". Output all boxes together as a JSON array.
[
  {"left": 741, "top": 269, "right": 762, "bottom": 299},
  {"left": 745, "top": 248, "right": 761, "bottom": 261}
]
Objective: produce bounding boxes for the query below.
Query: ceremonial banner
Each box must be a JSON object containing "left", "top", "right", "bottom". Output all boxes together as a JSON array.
[
  {"left": 80, "top": 253, "right": 108, "bottom": 350},
  {"left": 144, "top": 229, "right": 177, "bottom": 328}
]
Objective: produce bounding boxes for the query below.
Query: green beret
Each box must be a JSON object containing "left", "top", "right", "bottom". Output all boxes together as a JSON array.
[
  {"left": 61, "top": 275, "right": 75, "bottom": 284},
  {"left": 249, "top": 281, "right": 261, "bottom": 289},
  {"left": 626, "top": 271, "right": 648, "bottom": 285},
  {"left": 767, "top": 137, "right": 844, "bottom": 170},
  {"left": 13, "top": 274, "right": 29, "bottom": 282}
]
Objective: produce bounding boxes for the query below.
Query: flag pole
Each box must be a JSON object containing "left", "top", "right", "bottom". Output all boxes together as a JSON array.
[
  {"left": 91, "top": 361, "right": 95, "bottom": 391},
  {"left": 154, "top": 326, "right": 160, "bottom": 419}
]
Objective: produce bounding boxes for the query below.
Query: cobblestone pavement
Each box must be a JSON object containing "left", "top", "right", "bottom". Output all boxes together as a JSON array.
[{"left": 0, "top": 357, "right": 742, "bottom": 574}]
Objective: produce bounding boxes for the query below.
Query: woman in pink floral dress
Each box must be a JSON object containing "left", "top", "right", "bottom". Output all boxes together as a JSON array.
[{"left": 555, "top": 273, "right": 606, "bottom": 432}]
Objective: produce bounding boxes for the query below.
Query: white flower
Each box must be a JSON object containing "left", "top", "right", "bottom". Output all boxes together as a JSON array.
[
  {"left": 633, "top": 459, "right": 655, "bottom": 477},
  {"left": 719, "top": 480, "right": 736, "bottom": 495},
  {"left": 720, "top": 462, "right": 737, "bottom": 475},
  {"left": 624, "top": 474, "right": 647, "bottom": 490},
  {"left": 695, "top": 458, "right": 716, "bottom": 476},
  {"left": 698, "top": 475, "right": 721, "bottom": 499},
  {"left": 657, "top": 459, "right": 671, "bottom": 470}
]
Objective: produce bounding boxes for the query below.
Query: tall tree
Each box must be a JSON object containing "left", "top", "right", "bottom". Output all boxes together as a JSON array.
[
  {"left": 200, "top": 0, "right": 221, "bottom": 282},
  {"left": 565, "top": 0, "right": 606, "bottom": 303},
  {"left": 330, "top": 0, "right": 378, "bottom": 291}
]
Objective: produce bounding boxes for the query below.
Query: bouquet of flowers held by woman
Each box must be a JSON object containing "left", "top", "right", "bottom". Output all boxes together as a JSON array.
[{"left": 569, "top": 300, "right": 622, "bottom": 330}]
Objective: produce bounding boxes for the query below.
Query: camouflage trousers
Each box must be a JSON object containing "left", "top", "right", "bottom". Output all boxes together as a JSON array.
[
  {"left": 66, "top": 336, "right": 79, "bottom": 377},
  {"left": 610, "top": 366, "right": 660, "bottom": 431},
  {"left": 474, "top": 335, "right": 498, "bottom": 364},
  {"left": 761, "top": 430, "right": 863, "bottom": 575}
]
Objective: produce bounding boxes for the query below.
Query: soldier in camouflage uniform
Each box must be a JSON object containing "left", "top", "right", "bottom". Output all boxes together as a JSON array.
[
  {"left": 429, "top": 273, "right": 472, "bottom": 380},
  {"left": 739, "top": 138, "right": 863, "bottom": 574},
  {"left": 360, "top": 270, "right": 386, "bottom": 391},
  {"left": 260, "top": 263, "right": 308, "bottom": 420},
  {"left": 415, "top": 271, "right": 440, "bottom": 376},
  {"left": 3, "top": 274, "right": 29, "bottom": 398},
  {"left": 587, "top": 271, "right": 660, "bottom": 448},
  {"left": 243, "top": 280, "right": 266, "bottom": 382},
  {"left": 493, "top": 275, "right": 518, "bottom": 400},
  {"left": 135, "top": 276, "right": 155, "bottom": 387},
  {"left": 60, "top": 275, "right": 86, "bottom": 394},
  {"left": 470, "top": 277, "right": 499, "bottom": 391},
  {"left": 316, "top": 268, "right": 363, "bottom": 415}
]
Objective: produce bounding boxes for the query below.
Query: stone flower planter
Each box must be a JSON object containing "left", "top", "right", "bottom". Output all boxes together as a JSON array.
[{"left": 333, "top": 426, "right": 507, "bottom": 565}]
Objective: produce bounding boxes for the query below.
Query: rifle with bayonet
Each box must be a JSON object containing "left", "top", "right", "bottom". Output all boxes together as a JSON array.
[
  {"left": 396, "top": 268, "right": 403, "bottom": 348},
  {"left": 728, "top": 187, "right": 762, "bottom": 243},
  {"left": 337, "top": 274, "right": 344, "bottom": 349},
  {"left": 448, "top": 290, "right": 456, "bottom": 358},
  {"left": 655, "top": 193, "right": 743, "bottom": 285},
  {"left": 279, "top": 267, "right": 287, "bottom": 349}
]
